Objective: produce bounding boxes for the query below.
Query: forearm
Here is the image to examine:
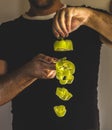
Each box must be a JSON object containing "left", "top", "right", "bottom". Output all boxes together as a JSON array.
[
  {"left": 0, "top": 69, "right": 37, "bottom": 106},
  {"left": 0, "top": 54, "right": 56, "bottom": 106},
  {"left": 86, "top": 8, "right": 112, "bottom": 42}
]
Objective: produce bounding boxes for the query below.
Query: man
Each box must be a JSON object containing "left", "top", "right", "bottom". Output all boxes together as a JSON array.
[{"left": 0, "top": 0, "right": 112, "bottom": 130}]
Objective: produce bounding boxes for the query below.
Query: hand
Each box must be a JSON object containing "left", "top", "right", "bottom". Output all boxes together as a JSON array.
[
  {"left": 52, "top": 7, "right": 92, "bottom": 38},
  {"left": 23, "top": 53, "right": 58, "bottom": 79}
]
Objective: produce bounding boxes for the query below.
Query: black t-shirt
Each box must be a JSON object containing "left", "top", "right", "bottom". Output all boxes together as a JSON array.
[{"left": 0, "top": 16, "right": 102, "bottom": 130}]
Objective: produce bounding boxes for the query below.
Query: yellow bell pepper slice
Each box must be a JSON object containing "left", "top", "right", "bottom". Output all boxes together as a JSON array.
[
  {"left": 53, "top": 105, "right": 67, "bottom": 117},
  {"left": 56, "top": 57, "right": 75, "bottom": 85},
  {"left": 54, "top": 39, "right": 73, "bottom": 51},
  {"left": 56, "top": 87, "right": 73, "bottom": 101}
]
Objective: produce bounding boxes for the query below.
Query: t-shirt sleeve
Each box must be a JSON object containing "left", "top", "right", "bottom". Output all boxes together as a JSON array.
[{"left": 0, "top": 23, "right": 7, "bottom": 60}]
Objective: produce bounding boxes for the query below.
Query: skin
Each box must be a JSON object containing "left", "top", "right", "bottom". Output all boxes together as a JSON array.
[
  {"left": 52, "top": 7, "right": 112, "bottom": 46},
  {"left": 27, "top": 0, "right": 63, "bottom": 16},
  {"left": 0, "top": 54, "right": 57, "bottom": 105},
  {"left": 0, "top": 0, "right": 62, "bottom": 106},
  {"left": 0, "top": 0, "right": 112, "bottom": 105}
]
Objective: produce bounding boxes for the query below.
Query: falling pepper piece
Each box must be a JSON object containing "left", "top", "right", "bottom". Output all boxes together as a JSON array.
[
  {"left": 53, "top": 105, "right": 67, "bottom": 117},
  {"left": 56, "top": 87, "right": 73, "bottom": 101},
  {"left": 54, "top": 39, "right": 74, "bottom": 51},
  {"left": 56, "top": 57, "right": 75, "bottom": 85}
]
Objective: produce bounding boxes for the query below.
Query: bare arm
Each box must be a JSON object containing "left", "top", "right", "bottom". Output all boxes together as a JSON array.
[
  {"left": 0, "top": 54, "right": 57, "bottom": 106},
  {"left": 52, "top": 6, "right": 112, "bottom": 46},
  {"left": 85, "top": 8, "right": 112, "bottom": 44}
]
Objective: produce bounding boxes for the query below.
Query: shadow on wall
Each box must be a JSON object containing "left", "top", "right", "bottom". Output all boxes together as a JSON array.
[
  {"left": 0, "top": 0, "right": 29, "bottom": 23},
  {"left": 109, "top": 0, "right": 112, "bottom": 13},
  {"left": 62, "top": 0, "right": 110, "bottom": 12},
  {"left": 18, "top": 0, "right": 30, "bottom": 14}
]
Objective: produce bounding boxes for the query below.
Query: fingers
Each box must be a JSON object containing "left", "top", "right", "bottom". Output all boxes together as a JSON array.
[
  {"left": 35, "top": 53, "right": 58, "bottom": 64},
  {"left": 46, "top": 70, "right": 56, "bottom": 79},
  {"left": 36, "top": 53, "right": 57, "bottom": 70},
  {"left": 66, "top": 9, "right": 73, "bottom": 32},
  {"left": 52, "top": 7, "right": 83, "bottom": 38},
  {"left": 52, "top": 9, "right": 69, "bottom": 38},
  {"left": 35, "top": 53, "right": 57, "bottom": 79},
  {"left": 40, "top": 69, "right": 56, "bottom": 79}
]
